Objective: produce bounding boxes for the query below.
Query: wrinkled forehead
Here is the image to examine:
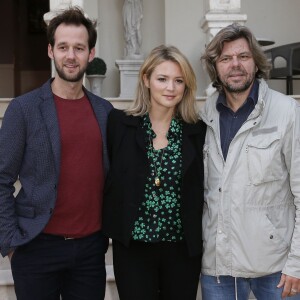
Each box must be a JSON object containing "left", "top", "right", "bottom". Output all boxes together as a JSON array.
[
  {"left": 53, "top": 23, "right": 89, "bottom": 46},
  {"left": 221, "top": 38, "right": 251, "bottom": 56}
]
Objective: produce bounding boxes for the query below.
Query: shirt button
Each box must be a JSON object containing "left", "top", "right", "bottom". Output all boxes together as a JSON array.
[
  {"left": 153, "top": 214, "right": 157, "bottom": 218},
  {"left": 270, "top": 235, "right": 274, "bottom": 239},
  {"left": 219, "top": 187, "right": 222, "bottom": 192},
  {"left": 218, "top": 230, "right": 222, "bottom": 234}
]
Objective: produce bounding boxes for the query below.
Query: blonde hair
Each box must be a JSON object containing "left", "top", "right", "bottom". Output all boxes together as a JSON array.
[{"left": 126, "top": 45, "right": 198, "bottom": 124}]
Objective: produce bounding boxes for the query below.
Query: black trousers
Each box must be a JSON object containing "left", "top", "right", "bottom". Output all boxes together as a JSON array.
[
  {"left": 113, "top": 240, "right": 201, "bottom": 300},
  {"left": 11, "top": 231, "right": 108, "bottom": 300}
]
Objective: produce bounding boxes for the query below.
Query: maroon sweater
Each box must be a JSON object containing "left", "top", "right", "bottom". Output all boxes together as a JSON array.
[{"left": 43, "top": 94, "right": 104, "bottom": 237}]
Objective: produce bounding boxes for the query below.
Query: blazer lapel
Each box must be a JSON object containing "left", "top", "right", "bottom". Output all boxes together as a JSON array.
[
  {"left": 88, "top": 94, "right": 110, "bottom": 176},
  {"left": 136, "top": 125, "right": 145, "bottom": 151},
  {"left": 122, "top": 115, "right": 145, "bottom": 151},
  {"left": 39, "top": 93, "right": 61, "bottom": 180}
]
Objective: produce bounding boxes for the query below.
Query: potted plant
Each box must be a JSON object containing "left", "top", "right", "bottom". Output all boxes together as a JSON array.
[{"left": 86, "top": 57, "right": 107, "bottom": 96}]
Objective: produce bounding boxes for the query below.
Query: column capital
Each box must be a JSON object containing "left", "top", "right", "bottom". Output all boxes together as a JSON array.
[
  {"left": 201, "top": 0, "right": 247, "bottom": 42},
  {"left": 201, "top": 12, "right": 247, "bottom": 39},
  {"left": 204, "top": 0, "right": 241, "bottom": 13}
]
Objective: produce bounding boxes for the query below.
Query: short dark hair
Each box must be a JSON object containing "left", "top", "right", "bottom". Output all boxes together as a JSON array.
[
  {"left": 201, "top": 23, "right": 271, "bottom": 92},
  {"left": 47, "top": 6, "right": 97, "bottom": 51}
]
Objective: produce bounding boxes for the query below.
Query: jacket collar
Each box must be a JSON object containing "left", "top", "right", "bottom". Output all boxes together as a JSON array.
[
  {"left": 120, "top": 113, "right": 145, "bottom": 151},
  {"left": 121, "top": 113, "right": 203, "bottom": 135},
  {"left": 85, "top": 87, "right": 110, "bottom": 175},
  {"left": 38, "top": 78, "right": 111, "bottom": 178},
  {"left": 121, "top": 113, "right": 141, "bottom": 127},
  {"left": 118, "top": 112, "right": 204, "bottom": 175},
  {"left": 39, "top": 79, "right": 61, "bottom": 179},
  {"left": 200, "top": 78, "right": 268, "bottom": 128}
]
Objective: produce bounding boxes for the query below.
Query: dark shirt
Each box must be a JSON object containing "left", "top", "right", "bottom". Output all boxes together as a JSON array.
[
  {"left": 217, "top": 80, "right": 259, "bottom": 160},
  {"left": 132, "top": 113, "right": 184, "bottom": 242}
]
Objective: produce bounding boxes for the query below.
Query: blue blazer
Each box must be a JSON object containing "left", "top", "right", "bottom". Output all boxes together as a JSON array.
[{"left": 0, "top": 79, "right": 113, "bottom": 257}]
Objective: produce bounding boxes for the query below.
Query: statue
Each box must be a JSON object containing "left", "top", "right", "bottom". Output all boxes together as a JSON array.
[{"left": 122, "top": 0, "right": 143, "bottom": 59}]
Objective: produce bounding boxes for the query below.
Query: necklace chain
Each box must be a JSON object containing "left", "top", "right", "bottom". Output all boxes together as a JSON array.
[{"left": 149, "top": 135, "right": 165, "bottom": 187}]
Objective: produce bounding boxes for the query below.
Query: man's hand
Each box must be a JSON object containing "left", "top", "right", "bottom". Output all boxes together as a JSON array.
[{"left": 277, "top": 273, "right": 300, "bottom": 298}]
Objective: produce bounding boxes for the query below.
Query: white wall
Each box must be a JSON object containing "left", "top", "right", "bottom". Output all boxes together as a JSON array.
[{"left": 242, "top": 0, "right": 300, "bottom": 95}]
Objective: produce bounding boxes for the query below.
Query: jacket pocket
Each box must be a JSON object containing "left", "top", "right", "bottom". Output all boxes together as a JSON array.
[
  {"left": 264, "top": 213, "right": 291, "bottom": 250},
  {"left": 15, "top": 204, "right": 36, "bottom": 218},
  {"left": 246, "top": 132, "right": 283, "bottom": 185}
]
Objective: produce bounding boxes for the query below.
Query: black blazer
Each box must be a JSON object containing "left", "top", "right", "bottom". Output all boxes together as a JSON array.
[{"left": 102, "top": 109, "right": 206, "bottom": 257}]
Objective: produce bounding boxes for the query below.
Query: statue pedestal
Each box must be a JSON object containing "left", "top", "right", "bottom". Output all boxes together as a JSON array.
[{"left": 115, "top": 59, "right": 144, "bottom": 99}]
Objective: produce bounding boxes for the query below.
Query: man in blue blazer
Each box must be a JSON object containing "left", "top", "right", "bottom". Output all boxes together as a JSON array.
[{"left": 0, "top": 7, "right": 112, "bottom": 300}]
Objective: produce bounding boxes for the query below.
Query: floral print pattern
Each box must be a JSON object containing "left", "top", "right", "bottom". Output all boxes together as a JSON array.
[{"left": 132, "top": 114, "right": 184, "bottom": 242}]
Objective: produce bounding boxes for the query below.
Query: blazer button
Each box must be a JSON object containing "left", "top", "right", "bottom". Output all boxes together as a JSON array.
[
  {"left": 49, "top": 208, "right": 53, "bottom": 214},
  {"left": 270, "top": 235, "right": 273, "bottom": 239}
]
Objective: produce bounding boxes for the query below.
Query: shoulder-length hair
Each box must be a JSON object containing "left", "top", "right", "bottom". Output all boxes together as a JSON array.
[
  {"left": 126, "top": 45, "right": 198, "bottom": 123},
  {"left": 201, "top": 23, "right": 271, "bottom": 92}
]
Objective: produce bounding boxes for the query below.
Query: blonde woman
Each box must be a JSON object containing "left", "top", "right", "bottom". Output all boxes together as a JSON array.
[{"left": 103, "top": 45, "right": 206, "bottom": 300}]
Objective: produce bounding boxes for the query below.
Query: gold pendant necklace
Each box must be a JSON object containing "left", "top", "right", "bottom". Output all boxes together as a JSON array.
[
  {"left": 149, "top": 136, "right": 165, "bottom": 187},
  {"left": 155, "top": 177, "right": 161, "bottom": 187},
  {"left": 153, "top": 148, "right": 165, "bottom": 186}
]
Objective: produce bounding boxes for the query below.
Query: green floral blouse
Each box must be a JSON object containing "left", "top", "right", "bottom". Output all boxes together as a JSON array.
[{"left": 132, "top": 114, "right": 184, "bottom": 242}]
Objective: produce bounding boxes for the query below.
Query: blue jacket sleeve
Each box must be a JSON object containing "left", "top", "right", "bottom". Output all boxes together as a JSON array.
[{"left": 0, "top": 99, "right": 26, "bottom": 257}]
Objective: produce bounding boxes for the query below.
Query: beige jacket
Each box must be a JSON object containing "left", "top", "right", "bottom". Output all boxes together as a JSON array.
[{"left": 200, "top": 79, "right": 300, "bottom": 278}]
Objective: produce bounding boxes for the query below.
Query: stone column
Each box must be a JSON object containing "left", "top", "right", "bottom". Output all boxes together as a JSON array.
[
  {"left": 116, "top": 0, "right": 144, "bottom": 99},
  {"left": 201, "top": 0, "right": 247, "bottom": 43}
]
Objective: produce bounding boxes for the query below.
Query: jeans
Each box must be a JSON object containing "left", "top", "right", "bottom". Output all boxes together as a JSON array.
[
  {"left": 11, "top": 231, "right": 108, "bottom": 300},
  {"left": 201, "top": 273, "right": 300, "bottom": 300}
]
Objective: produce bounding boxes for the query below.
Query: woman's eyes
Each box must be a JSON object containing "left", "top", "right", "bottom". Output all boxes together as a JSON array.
[{"left": 157, "top": 78, "right": 184, "bottom": 84}]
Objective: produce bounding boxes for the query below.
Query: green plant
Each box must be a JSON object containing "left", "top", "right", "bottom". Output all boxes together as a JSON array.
[{"left": 86, "top": 57, "right": 107, "bottom": 75}]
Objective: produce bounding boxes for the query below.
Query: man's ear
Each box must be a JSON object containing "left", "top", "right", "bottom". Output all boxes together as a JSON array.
[
  {"left": 48, "top": 44, "right": 54, "bottom": 59},
  {"left": 89, "top": 47, "right": 96, "bottom": 62}
]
